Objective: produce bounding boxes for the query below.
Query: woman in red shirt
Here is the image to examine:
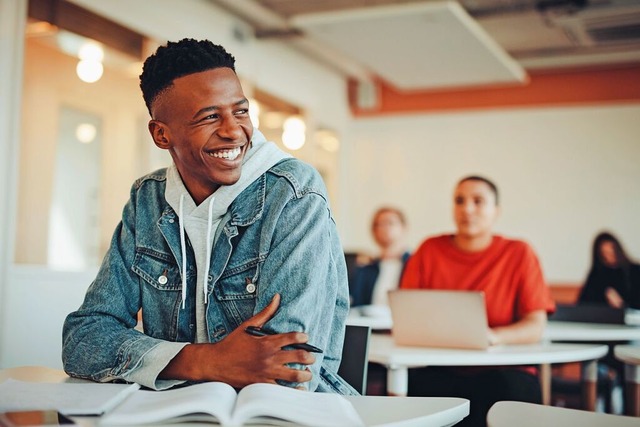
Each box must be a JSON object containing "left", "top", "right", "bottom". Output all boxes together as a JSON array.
[{"left": 400, "top": 175, "right": 555, "bottom": 427}]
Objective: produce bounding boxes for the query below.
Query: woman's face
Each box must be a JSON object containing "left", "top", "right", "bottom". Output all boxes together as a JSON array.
[
  {"left": 372, "top": 210, "right": 405, "bottom": 248},
  {"left": 599, "top": 240, "right": 619, "bottom": 267}
]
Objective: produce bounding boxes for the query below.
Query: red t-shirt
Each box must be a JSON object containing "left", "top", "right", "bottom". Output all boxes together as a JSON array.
[{"left": 400, "top": 234, "right": 555, "bottom": 328}]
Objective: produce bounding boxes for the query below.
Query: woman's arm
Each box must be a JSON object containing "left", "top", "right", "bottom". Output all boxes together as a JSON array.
[{"left": 488, "top": 310, "right": 547, "bottom": 345}]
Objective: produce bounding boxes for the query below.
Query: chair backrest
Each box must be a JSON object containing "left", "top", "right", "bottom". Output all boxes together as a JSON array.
[
  {"left": 550, "top": 303, "right": 625, "bottom": 324},
  {"left": 343, "top": 252, "right": 362, "bottom": 297},
  {"left": 338, "top": 324, "right": 371, "bottom": 394},
  {"left": 487, "top": 401, "right": 639, "bottom": 427}
]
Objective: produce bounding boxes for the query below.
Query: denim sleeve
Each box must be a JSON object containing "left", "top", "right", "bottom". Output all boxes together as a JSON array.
[
  {"left": 256, "top": 188, "right": 349, "bottom": 392},
  {"left": 122, "top": 341, "right": 188, "bottom": 390},
  {"left": 62, "top": 190, "right": 179, "bottom": 387}
]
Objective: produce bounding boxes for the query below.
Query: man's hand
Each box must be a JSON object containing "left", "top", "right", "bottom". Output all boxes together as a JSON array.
[{"left": 159, "top": 294, "right": 316, "bottom": 388}]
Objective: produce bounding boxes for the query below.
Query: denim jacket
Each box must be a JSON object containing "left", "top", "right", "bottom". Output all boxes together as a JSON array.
[{"left": 62, "top": 158, "right": 356, "bottom": 395}]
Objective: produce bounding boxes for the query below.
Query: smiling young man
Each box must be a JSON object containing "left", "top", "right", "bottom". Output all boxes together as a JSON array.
[
  {"left": 400, "top": 175, "right": 555, "bottom": 427},
  {"left": 62, "top": 39, "right": 354, "bottom": 395}
]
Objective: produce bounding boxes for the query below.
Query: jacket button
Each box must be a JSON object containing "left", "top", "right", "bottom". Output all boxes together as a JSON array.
[
  {"left": 246, "top": 283, "right": 256, "bottom": 293},
  {"left": 158, "top": 275, "right": 168, "bottom": 285}
]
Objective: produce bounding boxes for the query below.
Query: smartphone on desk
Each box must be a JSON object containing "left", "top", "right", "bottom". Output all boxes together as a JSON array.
[{"left": 0, "top": 410, "right": 76, "bottom": 426}]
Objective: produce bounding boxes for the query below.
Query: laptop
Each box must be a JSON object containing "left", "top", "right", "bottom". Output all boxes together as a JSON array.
[{"left": 388, "top": 289, "right": 490, "bottom": 350}]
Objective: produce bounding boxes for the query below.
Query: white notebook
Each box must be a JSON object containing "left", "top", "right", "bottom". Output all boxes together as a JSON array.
[{"left": 0, "top": 379, "right": 140, "bottom": 415}]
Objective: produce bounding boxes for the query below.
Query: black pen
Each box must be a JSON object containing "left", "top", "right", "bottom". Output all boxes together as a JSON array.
[{"left": 245, "top": 326, "right": 323, "bottom": 353}]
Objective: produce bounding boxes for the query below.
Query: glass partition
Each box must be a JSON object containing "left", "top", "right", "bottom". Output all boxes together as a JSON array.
[
  {"left": 47, "top": 106, "right": 102, "bottom": 269},
  {"left": 16, "top": 26, "right": 155, "bottom": 268}
]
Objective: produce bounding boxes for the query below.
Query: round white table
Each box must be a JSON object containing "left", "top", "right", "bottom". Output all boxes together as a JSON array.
[
  {"left": 487, "top": 400, "right": 640, "bottom": 427},
  {"left": 545, "top": 321, "right": 640, "bottom": 342},
  {"left": 614, "top": 345, "right": 640, "bottom": 416},
  {"left": 544, "top": 320, "right": 640, "bottom": 411},
  {"left": 346, "top": 309, "right": 393, "bottom": 331},
  {"left": 368, "top": 333, "right": 609, "bottom": 411}
]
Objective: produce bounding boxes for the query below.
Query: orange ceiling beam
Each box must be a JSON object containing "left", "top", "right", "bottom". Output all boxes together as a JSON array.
[{"left": 348, "top": 64, "right": 640, "bottom": 117}]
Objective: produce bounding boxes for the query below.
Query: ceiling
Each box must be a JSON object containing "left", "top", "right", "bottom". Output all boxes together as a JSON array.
[{"left": 209, "top": 0, "right": 640, "bottom": 92}]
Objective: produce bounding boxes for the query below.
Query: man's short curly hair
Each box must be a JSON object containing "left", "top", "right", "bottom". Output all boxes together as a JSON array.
[{"left": 139, "top": 38, "right": 236, "bottom": 115}]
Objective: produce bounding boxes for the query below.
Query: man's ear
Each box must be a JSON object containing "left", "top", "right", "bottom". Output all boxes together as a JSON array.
[{"left": 149, "top": 120, "right": 170, "bottom": 150}]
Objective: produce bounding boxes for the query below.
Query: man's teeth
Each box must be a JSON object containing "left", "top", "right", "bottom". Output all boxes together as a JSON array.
[{"left": 209, "top": 147, "right": 241, "bottom": 160}]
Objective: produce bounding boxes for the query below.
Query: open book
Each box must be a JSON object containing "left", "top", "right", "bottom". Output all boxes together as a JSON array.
[{"left": 99, "top": 382, "right": 364, "bottom": 426}]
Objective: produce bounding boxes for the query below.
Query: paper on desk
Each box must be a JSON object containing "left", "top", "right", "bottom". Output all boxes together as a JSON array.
[{"left": 0, "top": 379, "right": 140, "bottom": 415}]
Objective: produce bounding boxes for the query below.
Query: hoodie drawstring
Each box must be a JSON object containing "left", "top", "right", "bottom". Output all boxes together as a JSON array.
[
  {"left": 179, "top": 194, "right": 187, "bottom": 309},
  {"left": 203, "top": 196, "right": 215, "bottom": 305}
]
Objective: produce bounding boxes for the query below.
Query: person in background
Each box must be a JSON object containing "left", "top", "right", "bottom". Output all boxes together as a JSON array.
[
  {"left": 351, "top": 206, "right": 411, "bottom": 308},
  {"left": 400, "top": 175, "right": 555, "bottom": 427},
  {"left": 62, "top": 39, "right": 354, "bottom": 395},
  {"left": 576, "top": 231, "right": 640, "bottom": 413},
  {"left": 349, "top": 206, "right": 410, "bottom": 395},
  {"left": 578, "top": 231, "right": 640, "bottom": 309}
]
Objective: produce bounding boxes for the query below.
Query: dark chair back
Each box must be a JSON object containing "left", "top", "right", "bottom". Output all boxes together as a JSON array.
[
  {"left": 344, "top": 252, "right": 361, "bottom": 297},
  {"left": 550, "top": 303, "right": 625, "bottom": 324},
  {"left": 337, "top": 324, "right": 371, "bottom": 394}
]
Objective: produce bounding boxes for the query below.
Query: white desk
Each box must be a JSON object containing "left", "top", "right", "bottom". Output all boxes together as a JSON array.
[
  {"left": 545, "top": 321, "right": 640, "bottom": 342},
  {"left": 346, "top": 309, "right": 393, "bottom": 331},
  {"left": 368, "top": 333, "right": 608, "bottom": 411},
  {"left": 347, "top": 317, "right": 640, "bottom": 342},
  {"left": 544, "top": 320, "right": 640, "bottom": 411},
  {"left": 0, "top": 367, "right": 469, "bottom": 427},
  {"left": 348, "top": 396, "right": 468, "bottom": 427},
  {"left": 487, "top": 400, "right": 640, "bottom": 427},
  {"left": 614, "top": 345, "right": 640, "bottom": 417}
]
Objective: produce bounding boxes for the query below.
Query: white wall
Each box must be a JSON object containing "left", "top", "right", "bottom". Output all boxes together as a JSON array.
[
  {"left": 341, "top": 103, "right": 640, "bottom": 283},
  {"left": 2, "top": 267, "right": 97, "bottom": 368}
]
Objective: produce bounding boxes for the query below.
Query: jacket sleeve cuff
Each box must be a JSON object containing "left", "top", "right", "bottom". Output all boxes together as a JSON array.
[{"left": 123, "top": 341, "right": 189, "bottom": 390}]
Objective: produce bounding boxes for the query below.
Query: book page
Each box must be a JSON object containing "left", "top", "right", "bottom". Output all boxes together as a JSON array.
[
  {"left": 99, "top": 382, "right": 237, "bottom": 426},
  {"left": 233, "top": 383, "right": 364, "bottom": 427},
  {"left": 0, "top": 379, "right": 140, "bottom": 415}
]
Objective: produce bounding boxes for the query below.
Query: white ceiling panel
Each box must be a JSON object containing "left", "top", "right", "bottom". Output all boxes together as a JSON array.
[{"left": 292, "top": 1, "right": 527, "bottom": 90}]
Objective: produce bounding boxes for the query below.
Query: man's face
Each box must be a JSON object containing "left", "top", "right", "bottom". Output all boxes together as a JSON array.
[
  {"left": 453, "top": 180, "right": 499, "bottom": 239},
  {"left": 149, "top": 67, "right": 253, "bottom": 203}
]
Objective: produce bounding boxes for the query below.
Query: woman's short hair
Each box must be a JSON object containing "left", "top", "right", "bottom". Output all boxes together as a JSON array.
[{"left": 371, "top": 206, "right": 407, "bottom": 229}]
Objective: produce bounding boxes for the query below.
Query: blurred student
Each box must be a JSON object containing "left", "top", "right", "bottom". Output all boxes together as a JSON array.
[
  {"left": 578, "top": 231, "right": 640, "bottom": 309},
  {"left": 351, "top": 206, "right": 410, "bottom": 308},
  {"left": 400, "top": 175, "right": 555, "bottom": 427}
]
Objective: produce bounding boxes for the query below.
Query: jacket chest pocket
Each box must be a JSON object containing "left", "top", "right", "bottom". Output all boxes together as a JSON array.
[
  {"left": 213, "top": 258, "right": 260, "bottom": 323},
  {"left": 132, "top": 248, "right": 182, "bottom": 291},
  {"left": 213, "top": 258, "right": 260, "bottom": 300}
]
